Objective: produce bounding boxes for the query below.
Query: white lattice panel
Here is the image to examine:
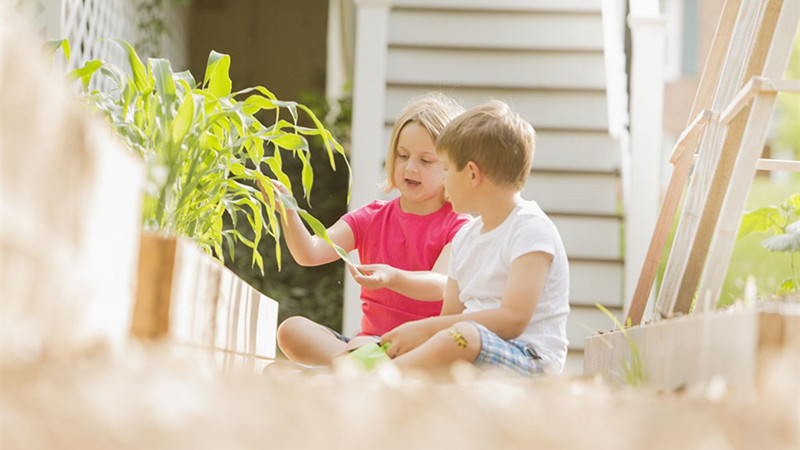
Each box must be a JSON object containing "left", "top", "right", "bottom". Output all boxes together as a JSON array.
[
  {"left": 60, "top": 0, "right": 187, "bottom": 76},
  {"left": 62, "top": 0, "right": 134, "bottom": 73}
]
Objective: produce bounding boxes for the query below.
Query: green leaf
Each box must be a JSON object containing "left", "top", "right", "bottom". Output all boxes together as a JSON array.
[
  {"left": 787, "top": 193, "right": 800, "bottom": 211},
  {"left": 269, "top": 133, "right": 308, "bottom": 151},
  {"left": 43, "top": 38, "right": 70, "bottom": 65},
  {"left": 110, "top": 39, "right": 150, "bottom": 92},
  {"left": 68, "top": 60, "right": 103, "bottom": 90},
  {"left": 204, "top": 51, "right": 232, "bottom": 98},
  {"left": 778, "top": 277, "right": 798, "bottom": 295},
  {"left": 151, "top": 58, "right": 176, "bottom": 100},
  {"left": 297, "top": 209, "right": 354, "bottom": 265},
  {"left": 242, "top": 95, "right": 277, "bottom": 114},
  {"left": 738, "top": 206, "right": 782, "bottom": 240},
  {"left": 297, "top": 149, "right": 313, "bottom": 204},
  {"left": 174, "top": 70, "right": 197, "bottom": 90},
  {"left": 172, "top": 92, "right": 195, "bottom": 144}
]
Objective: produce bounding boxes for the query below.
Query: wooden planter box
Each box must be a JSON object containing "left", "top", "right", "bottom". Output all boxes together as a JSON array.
[
  {"left": 133, "top": 233, "right": 279, "bottom": 373},
  {"left": 583, "top": 304, "right": 799, "bottom": 392}
]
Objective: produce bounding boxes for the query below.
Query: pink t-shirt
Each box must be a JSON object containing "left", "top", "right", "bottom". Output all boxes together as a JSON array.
[{"left": 342, "top": 197, "right": 471, "bottom": 336}]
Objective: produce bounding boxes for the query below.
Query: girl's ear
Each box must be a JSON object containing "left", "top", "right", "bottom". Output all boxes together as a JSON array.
[{"left": 466, "top": 161, "right": 481, "bottom": 186}]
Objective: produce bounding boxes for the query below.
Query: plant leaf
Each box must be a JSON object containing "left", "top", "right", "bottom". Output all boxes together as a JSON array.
[
  {"left": 109, "top": 39, "right": 150, "bottom": 92},
  {"left": 172, "top": 91, "right": 195, "bottom": 144},
  {"left": 738, "top": 206, "right": 782, "bottom": 240},
  {"left": 204, "top": 51, "right": 232, "bottom": 98},
  {"left": 151, "top": 58, "right": 176, "bottom": 100},
  {"left": 269, "top": 133, "right": 308, "bottom": 151},
  {"left": 68, "top": 60, "right": 103, "bottom": 89},
  {"left": 762, "top": 233, "right": 800, "bottom": 252},
  {"left": 43, "top": 38, "right": 70, "bottom": 65}
]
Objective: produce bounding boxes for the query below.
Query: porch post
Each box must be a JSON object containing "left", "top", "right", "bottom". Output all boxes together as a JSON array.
[
  {"left": 343, "top": 0, "right": 390, "bottom": 335},
  {"left": 624, "top": 1, "right": 666, "bottom": 318}
]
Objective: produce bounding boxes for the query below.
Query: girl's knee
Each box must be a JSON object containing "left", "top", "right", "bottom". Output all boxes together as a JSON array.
[{"left": 276, "top": 316, "right": 311, "bottom": 346}]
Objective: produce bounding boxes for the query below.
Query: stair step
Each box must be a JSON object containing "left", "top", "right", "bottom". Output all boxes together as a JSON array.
[
  {"left": 386, "top": 47, "right": 606, "bottom": 90},
  {"left": 388, "top": 9, "right": 603, "bottom": 51},
  {"left": 385, "top": 85, "right": 610, "bottom": 131},
  {"left": 392, "top": 0, "right": 602, "bottom": 13}
]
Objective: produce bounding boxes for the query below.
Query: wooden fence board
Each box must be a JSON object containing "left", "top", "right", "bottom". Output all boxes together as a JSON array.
[{"left": 133, "top": 233, "right": 279, "bottom": 365}]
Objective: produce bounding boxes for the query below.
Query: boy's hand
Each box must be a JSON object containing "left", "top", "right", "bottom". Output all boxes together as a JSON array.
[
  {"left": 348, "top": 264, "right": 396, "bottom": 290},
  {"left": 380, "top": 318, "right": 436, "bottom": 358}
]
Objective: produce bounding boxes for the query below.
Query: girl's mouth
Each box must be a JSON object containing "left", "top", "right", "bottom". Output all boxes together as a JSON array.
[{"left": 404, "top": 179, "right": 421, "bottom": 187}]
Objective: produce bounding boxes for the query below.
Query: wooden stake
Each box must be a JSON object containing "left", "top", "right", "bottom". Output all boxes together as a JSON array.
[
  {"left": 655, "top": 0, "right": 770, "bottom": 317},
  {"left": 697, "top": 0, "right": 799, "bottom": 309},
  {"left": 625, "top": 0, "right": 743, "bottom": 326}
]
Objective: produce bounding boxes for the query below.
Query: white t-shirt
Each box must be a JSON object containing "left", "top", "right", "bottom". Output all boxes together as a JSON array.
[{"left": 448, "top": 200, "right": 570, "bottom": 373}]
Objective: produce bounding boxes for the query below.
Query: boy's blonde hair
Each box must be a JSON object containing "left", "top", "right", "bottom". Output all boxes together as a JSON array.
[
  {"left": 381, "top": 92, "right": 465, "bottom": 193},
  {"left": 436, "top": 100, "right": 535, "bottom": 191}
]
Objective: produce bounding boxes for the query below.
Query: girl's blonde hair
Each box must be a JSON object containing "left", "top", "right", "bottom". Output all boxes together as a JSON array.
[{"left": 380, "top": 92, "right": 465, "bottom": 193}]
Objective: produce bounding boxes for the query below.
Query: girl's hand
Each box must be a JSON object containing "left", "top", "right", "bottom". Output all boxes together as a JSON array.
[
  {"left": 257, "top": 179, "right": 292, "bottom": 212},
  {"left": 380, "top": 319, "right": 436, "bottom": 358},
  {"left": 347, "top": 264, "right": 396, "bottom": 290}
]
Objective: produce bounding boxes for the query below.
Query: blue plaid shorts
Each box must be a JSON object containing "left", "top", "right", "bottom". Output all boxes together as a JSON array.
[{"left": 470, "top": 321, "right": 543, "bottom": 377}]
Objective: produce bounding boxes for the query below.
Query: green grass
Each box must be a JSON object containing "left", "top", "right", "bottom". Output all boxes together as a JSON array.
[{"left": 656, "top": 175, "right": 799, "bottom": 307}]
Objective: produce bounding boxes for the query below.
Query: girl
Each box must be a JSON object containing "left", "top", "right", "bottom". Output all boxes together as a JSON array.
[{"left": 266, "top": 92, "right": 471, "bottom": 366}]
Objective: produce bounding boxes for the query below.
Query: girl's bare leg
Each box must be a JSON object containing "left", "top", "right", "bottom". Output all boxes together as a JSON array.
[{"left": 276, "top": 316, "right": 348, "bottom": 366}]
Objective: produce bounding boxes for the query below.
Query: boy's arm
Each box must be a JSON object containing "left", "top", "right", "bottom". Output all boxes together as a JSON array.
[
  {"left": 381, "top": 251, "right": 551, "bottom": 357},
  {"left": 440, "top": 277, "right": 465, "bottom": 315},
  {"left": 260, "top": 181, "right": 355, "bottom": 266},
  {"left": 347, "top": 243, "right": 455, "bottom": 301}
]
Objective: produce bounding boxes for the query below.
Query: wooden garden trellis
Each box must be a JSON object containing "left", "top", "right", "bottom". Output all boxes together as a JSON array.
[{"left": 625, "top": 0, "right": 800, "bottom": 326}]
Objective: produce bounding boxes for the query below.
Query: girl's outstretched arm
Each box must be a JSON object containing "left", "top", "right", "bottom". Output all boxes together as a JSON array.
[
  {"left": 260, "top": 181, "right": 355, "bottom": 267},
  {"left": 348, "top": 243, "right": 455, "bottom": 301}
]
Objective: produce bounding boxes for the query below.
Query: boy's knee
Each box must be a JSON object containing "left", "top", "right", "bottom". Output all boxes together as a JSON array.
[{"left": 438, "top": 321, "right": 480, "bottom": 350}]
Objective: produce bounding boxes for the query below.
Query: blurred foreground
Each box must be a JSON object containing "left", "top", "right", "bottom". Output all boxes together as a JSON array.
[{"left": 3, "top": 343, "right": 798, "bottom": 450}]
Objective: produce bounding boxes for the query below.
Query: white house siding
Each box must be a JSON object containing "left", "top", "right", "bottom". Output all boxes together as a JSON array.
[{"left": 348, "top": 0, "right": 627, "bottom": 373}]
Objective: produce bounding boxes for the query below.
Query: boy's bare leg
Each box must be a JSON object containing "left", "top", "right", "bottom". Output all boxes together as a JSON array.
[
  {"left": 391, "top": 322, "right": 481, "bottom": 374},
  {"left": 276, "top": 316, "right": 348, "bottom": 366}
]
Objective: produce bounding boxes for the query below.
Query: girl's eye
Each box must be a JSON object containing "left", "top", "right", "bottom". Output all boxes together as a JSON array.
[
  {"left": 421, "top": 160, "right": 432, "bottom": 164},
  {"left": 397, "top": 154, "right": 409, "bottom": 160}
]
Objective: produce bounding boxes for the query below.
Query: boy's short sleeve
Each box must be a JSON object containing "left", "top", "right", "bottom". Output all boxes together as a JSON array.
[{"left": 508, "top": 216, "right": 556, "bottom": 263}]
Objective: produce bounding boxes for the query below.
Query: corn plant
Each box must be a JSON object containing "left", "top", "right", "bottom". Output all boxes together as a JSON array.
[
  {"left": 52, "top": 39, "right": 351, "bottom": 272},
  {"left": 738, "top": 193, "right": 800, "bottom": 294}
]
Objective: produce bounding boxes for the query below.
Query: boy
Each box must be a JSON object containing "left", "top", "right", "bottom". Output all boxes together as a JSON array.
[{"left": 379, "top": 100, "right": 569, "bottom": 376}]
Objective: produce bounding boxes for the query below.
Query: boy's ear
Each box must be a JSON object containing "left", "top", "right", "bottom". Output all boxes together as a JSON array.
[{"left": 466, "top": 161, "right": 481, "bottom": 185}]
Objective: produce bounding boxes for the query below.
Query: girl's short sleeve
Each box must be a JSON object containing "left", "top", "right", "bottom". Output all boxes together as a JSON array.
[{"left": 341, "top": 201, "right": 384, "bottom": 249}]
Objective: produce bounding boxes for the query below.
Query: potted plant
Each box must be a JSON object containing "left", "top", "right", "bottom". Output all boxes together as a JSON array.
[
  {"left": 49, "top": 39, "right": 351, "bottom": 361},
  {"left": 57, "top": 38, "right": 350, "bottom": 271}
]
